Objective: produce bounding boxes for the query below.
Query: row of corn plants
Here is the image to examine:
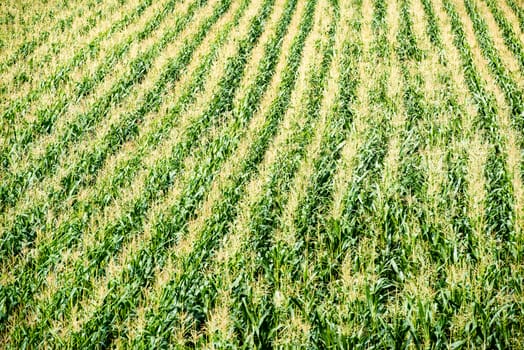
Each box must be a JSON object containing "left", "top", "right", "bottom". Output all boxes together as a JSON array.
[
  {"left": 6, "top": 0, "right": 276, "bottom": 345},
  {"left": 0, "top": 0, "right": 241, "bottom": 333},
  {"left": 420, "top": 0, "right": 452, "bottom": 66},
  {"left": 0, "top": 0, "right": 188, "bottom": 173},
  {"left": 420, "top": 0, "right": 443, "bottom": 48},
  {"left": 482, "top": 0, "right": 524, "bottom": 72},
  {"left": 0, "top": 0, "right": 210, "bottom": 260},
  {"left": 63, "top": 0, "right": 302, "bottom": 347},
  {"left": 434, "top": 75, "right": 477, "bottom": 344},
  {"left": 371, "top": 0, "right": 389, "bottom": 58}
]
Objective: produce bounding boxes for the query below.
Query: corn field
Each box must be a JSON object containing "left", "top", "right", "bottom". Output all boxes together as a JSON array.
[{"left": 1, "top": 0, "right": 523, "bottom": 348}]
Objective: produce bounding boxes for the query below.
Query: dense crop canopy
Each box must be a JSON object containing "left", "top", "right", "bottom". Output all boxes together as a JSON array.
[{"left": 0, "top": 0, "right": 523, "bottom": 347}]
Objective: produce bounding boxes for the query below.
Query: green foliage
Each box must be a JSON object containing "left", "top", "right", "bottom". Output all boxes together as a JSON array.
[
  {"left": 0, "top": 0, "right": 235, "bottom": 332},
  {"left": 505, "top": 0, "right": 524, "bottom": 32},
  {"left": 1, "top": 0, "right": 523, "bottom": 347},
  {"left": 483, "top": 0, "right": 524, "bottom": 72},
  {"left": 0, "top": 0, "right": 208, "bottom": 259}
]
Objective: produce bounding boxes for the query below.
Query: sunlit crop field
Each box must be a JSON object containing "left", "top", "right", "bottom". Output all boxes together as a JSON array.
[{"left": 1, "top": 0, "right": 523, "bottom": 348}]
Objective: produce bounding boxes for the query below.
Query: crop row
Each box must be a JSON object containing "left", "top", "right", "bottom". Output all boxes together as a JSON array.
[
  {"left": 421, "top": 0, "right": 443, "bottom": 50},
  {"left": 335, "top": 53, "right": 397, "bottom": 349},
  {"left": 371, "top": 0, "right": 389, "bottom": 58}
]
